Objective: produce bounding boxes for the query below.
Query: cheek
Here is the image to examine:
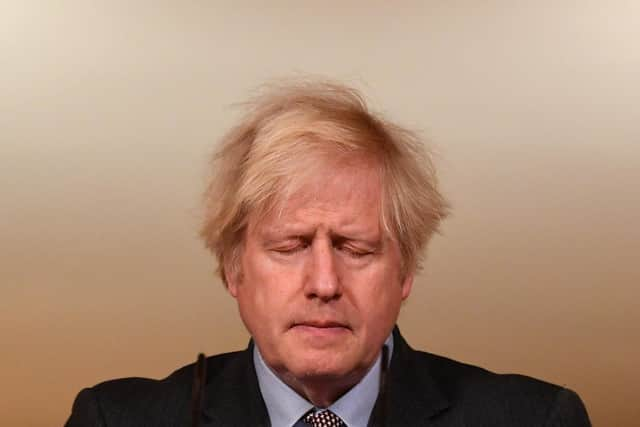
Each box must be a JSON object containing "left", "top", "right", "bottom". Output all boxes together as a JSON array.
[
  {"left": 344, "top": 265, "right": 404, "bottom": 315},
  {"left": 238, "top": 254, "right": 300, "bottom": 316}
]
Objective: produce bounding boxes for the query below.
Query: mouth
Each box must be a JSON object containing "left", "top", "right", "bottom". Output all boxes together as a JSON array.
[
  {"left": 289, "top": 320, "right": 351, "bottom": 338},
  {"left": 291, "top": 320, "right": 350, "bottom": 329}
]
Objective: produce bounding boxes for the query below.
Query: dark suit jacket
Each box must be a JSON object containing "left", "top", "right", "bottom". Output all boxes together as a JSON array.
[{"left": 66, "top": 328, "right": 591, "bottom": 426}]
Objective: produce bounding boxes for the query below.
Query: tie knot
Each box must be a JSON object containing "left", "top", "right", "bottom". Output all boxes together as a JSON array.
[{"left": 303, "top": 409, "right": 346, "bottom": 427}]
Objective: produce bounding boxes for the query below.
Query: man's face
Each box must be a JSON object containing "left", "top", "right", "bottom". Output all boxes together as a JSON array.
[{"left": 227, "top": 159, "right": 413, "bottom": 390}]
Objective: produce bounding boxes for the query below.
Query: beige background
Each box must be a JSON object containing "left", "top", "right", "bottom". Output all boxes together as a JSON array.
[{"left": 2, "top": 1, "right": 639, "bottom": 426}]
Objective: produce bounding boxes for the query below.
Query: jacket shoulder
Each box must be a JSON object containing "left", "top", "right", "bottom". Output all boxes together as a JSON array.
[
  {"left": 412, "top": 350, "right": 591, "bottom": 426},
  {"left": 65, "top": 350, "right": 244, "bottom": 427},
  {"left": 417, "top": 350, "right": 561, "bottom": 395}
]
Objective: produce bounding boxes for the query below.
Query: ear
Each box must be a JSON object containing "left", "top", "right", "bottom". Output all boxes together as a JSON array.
[
  {"left": 224, "top": 242, "right": 247, "bottom": 298},
  {"left": 227, "top": 277, "right": 238, "bottom": 298},
  {"left": 224, "top": 262, "right": 240, "bottom": 298},
  {"left": 400, "top": 271, "right": 414, "bottom": 301}
]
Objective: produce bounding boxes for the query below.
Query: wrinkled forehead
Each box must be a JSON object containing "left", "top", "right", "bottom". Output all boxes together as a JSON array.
[
  {"left": 289, "top": 155, "right": 380, "bottom": 201},
  {"left": 246, "top": 154, "right": 386, "bottom": 235}
]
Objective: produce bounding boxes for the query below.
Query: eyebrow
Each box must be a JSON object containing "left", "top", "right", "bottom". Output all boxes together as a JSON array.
[
  {"left": 259, "top": 227, "right": 383, "bottom": 247},
  {"left": 329, "top": 233, "right": 383, "bottom": 248}
]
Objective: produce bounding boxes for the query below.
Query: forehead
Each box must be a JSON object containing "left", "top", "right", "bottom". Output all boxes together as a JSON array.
[{"left": 249, "top": 157, "right": 384, "bottom": 235}]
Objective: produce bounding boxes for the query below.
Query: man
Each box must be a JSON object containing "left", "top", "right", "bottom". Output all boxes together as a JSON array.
[{"left": 66, "top": 81, "right": 591, "bottom": 426}]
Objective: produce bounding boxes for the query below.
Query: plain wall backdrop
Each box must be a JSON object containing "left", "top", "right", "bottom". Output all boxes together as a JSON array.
[{"left": 2, "top": 1, "right": 639, "bottom": 425}]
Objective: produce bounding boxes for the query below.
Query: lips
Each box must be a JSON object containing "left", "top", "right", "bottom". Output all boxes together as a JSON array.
[{"left": 291, "top": 320, "right": 350, "bottom": 330}]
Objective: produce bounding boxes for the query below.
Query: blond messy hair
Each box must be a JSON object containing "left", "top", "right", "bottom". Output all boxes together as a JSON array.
[{"left": 201, "top": 80, "right": 449, "bottom": 285}]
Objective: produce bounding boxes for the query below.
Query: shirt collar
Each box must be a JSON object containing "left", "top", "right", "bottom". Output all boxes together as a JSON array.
[{"left": 254, "top": 334, "right": 394, "bottom": 427}]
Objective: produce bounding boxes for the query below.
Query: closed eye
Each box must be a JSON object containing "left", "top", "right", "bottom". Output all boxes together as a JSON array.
[
  {"left": 269, "top": 239, "right": 310, "bottom": 255},
  {"left": 338, "top": 244, "right": 374, "bottom": 258}
]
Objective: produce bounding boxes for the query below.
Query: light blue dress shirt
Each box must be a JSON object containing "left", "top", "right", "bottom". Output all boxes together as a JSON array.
[{"left": 253, "top": 334, "right": 393, "bottom": 427}]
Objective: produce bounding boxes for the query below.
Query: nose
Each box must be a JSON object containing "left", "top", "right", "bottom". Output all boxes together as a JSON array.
[{"left": 304, "top": 237, "right": 341, "bottom": 301}]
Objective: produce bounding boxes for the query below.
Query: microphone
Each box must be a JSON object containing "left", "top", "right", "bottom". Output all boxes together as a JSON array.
[
  {"left": 191, "top": 353, "right": 207, "bottom": 427},
  {"left": 375, "top": 344, "right": 390, "bottom": 427}
]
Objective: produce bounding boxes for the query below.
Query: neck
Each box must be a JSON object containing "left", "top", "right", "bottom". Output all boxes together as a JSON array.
[
  {"left": 279, "top": 370, "right": 367, "bottom": 408},
  {"left": 254, "top": 337, "right": 393, "bottom": 410}
]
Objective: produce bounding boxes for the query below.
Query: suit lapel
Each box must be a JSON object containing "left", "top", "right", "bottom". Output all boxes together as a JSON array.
[
  {"left": 200, "top": 342, "right": 270, "bottom": 427},
  {"left": 369, "top": 328, "right": 450, "bottom": 426}
]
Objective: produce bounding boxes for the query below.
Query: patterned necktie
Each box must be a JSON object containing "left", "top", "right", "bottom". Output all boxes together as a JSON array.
[{"left": 303, "top": 409, "right": 346, "bottom": 427}]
